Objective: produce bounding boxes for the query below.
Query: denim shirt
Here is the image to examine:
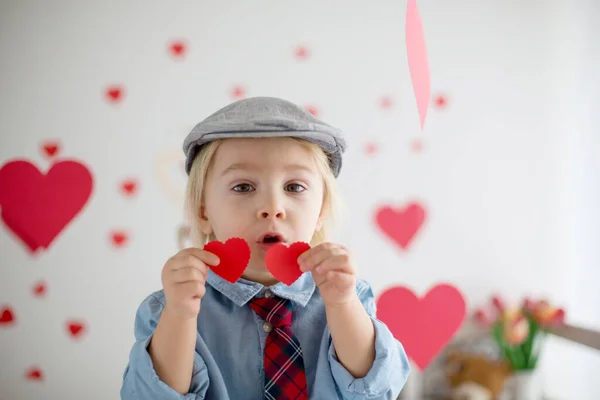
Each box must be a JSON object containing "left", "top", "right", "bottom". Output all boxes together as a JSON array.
[{"left": 120, "top": 270, "right": 411, "bottom": 399}]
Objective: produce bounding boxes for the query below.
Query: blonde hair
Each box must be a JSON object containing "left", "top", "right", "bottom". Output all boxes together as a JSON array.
[{"left": 184, "top": 138, "right": 345, "bottom": 247}]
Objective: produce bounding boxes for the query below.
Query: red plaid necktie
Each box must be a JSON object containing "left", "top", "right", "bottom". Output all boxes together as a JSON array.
[{"left": 249, "top": 295, "right": 308, "bottom": 400}]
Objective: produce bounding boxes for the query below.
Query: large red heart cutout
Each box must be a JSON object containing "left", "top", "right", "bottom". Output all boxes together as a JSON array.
[
  {"left": 376, "top": 284, "right": 466, "bottom": 370},
  {"left": 204, "top": 238, "right": 251, "bottom": 283},
  {"left": 375, "top": 202, "right": 426, "bottom": 250},
  {"left": 0, "top": 160, "right": 93, "bottom": 253},
  {"left": 265, "top": 242, "right": 311, "bottom": 286}
]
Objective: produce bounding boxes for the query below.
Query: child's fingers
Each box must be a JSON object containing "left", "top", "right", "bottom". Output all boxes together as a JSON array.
[
  {"left": 300, "top": 245, "right": 346, "bottom": 272},
  {"left": 312, "top": 254, "right": 354, "bottom": 275},
  {"left": 178, "top": 280, "right": 206, "bottom": 300},
  {"left": 171, "top": 266, "right": 208, "bottom": 284},
  {"left": 171, "top": 250, "right": 217, "bottom": 271}
]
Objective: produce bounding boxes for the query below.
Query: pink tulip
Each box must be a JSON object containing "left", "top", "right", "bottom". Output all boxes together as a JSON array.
[
  {"left": 492, "top": 295, "right": 505, "bottom": 313},
  {"left": 533, "top": 300, "right": 566, "bottom": 326},
  {"left": 474, "top": 308, "right": 493, "bottom": 327},
  {"left": 522, "top": 297, "right": 536, "bottom": 312},
  {"left": 504, "top": 314, "right": 530, "bottom": 346}
]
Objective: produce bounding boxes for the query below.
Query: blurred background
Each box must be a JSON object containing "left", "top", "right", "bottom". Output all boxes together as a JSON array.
[{"left": 1, "top": 1, "right": 599, "bottom": 399}]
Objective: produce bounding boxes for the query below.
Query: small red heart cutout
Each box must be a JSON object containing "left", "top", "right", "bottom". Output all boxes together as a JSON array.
[
  {"left": 295, "top": 46, "right": 310, "bottom": 60},
  {"left": 231, "top": 85, "right": 246, "bottom": 99},
  {"left": 375, "top": 202, "right": 426, "bottom": 250},
  {"left": 41, "top": 141, "right": 60, "bottom": 158},
  {"left": 204, "top": 238, "right": 251, "bottom": 283},
  {"left": 304, "top": 105, "right": 319, "bottom": 117},
  {"left": 33, "top": 281, "right": 47, "bottom": 297},
  {"left": 380, "top": 96, "right": 393, "bottom": 109},
  {"left": 111, "top": 231, "right": 128, "bottom": 247},
  {"left": 365, "top": 142, "right": 378, "bottom": 156},
  {"left": 66, "top": 321, "right": 85, "bottom": 339},
  {"left": 169, "top": 40, "right": 187, "bottom": 57},
  {"left": 265, "top": 242, "right": 311, "bottom": 286},
  {"left": 105, "top": 85, "right": 124, "bottom": 103},
  {"left": 0, "top": 307, "right": 15, "bottom": 325},
  {"left": 434, "top": 94, "right": 448, "bottom": 109},
  {"left": 121, "top": 179, "right": 137, "bottom": 196},
  {"left": 26, "top": 367, "right": 44, "bottom": 381},
  {"left": 376, "top": 284, "right": 466, "bottom": 370}
]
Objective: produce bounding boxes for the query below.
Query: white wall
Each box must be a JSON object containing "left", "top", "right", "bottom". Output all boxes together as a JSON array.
[{"left": 1, "top": 1, "right": 598, "bottom": 399}]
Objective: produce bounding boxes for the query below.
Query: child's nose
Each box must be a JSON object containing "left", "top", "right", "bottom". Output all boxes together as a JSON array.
[
  {"left": 257, "top": 198, "right": 286, "bottom": 220},
  {"left": 259, "top": 210, "right": 285, "bottom": 220}
]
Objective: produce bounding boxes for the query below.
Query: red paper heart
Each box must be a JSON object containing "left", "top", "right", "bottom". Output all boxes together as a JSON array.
[
  {"left": 204, "top": 238, "right": 251, "bottom": 283},
  {"left": 26, "top": 367, "right": 43, "bottom": 381},
  {"left": 111, "top": 231, "right": 128, "bottom": 248},
  {"left": 380, "top": 96, "right": 393, "bottom": 109},
  {"left": 33, "top": 281, "right": 47, "bottom": 297},
  {"left": 365, "top": 142, "right": 378, "bottom": 156},
  {"left": 0, "top": 307, "right": 15, "bottom": 325},
  {"left": 105, "top": 85, "right": 124, "bottom": 103},
  {"left": 375, "top": 202, "right": 426, "bottom": 250},
  {"left": 434, "top": 94, "right": 448, "bottom": 109},
  {"left": 265, "top": 242, "right": 311, "bottom": 286},
  {"left": 304, "top": 105, "right": 319, "bottom": 117},
  {"left": 121, "top": 179, "right": 137, "bottom": 196},
  {"left": 41, "top": 141, "right": 60, "bottom": 158},
  {"left": 295, "top": 46, "right": 310, "bottom": 60},
  {"left": 231, "top": 85, "right": 246, "bottom": 99},
  {"left": 66, "top": 321, "right": 85, "bottom": 339},
  {"left": 169, "top": 40, "right": 186, "bottom": 57},
  {"left": 376, "top": 284, "right": 466, "bottom": 370},
  {"left": 0, "top": 160, "right": 93, "bottom": 253}
]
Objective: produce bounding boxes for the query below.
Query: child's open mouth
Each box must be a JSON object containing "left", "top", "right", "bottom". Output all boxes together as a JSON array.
[{"left": 257, "top": 233, "right": 285, "bottom": 250}]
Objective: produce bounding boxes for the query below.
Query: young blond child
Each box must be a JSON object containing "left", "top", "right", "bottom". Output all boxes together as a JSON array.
[{"left": 120, "top": 97, "right": 410, "bottom": 399}]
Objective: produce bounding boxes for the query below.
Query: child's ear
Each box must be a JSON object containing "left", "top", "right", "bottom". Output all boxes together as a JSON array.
[
  {"left": 316, "top": 213, "right": 327, "bottom": 232},
  {"left": 198, "top": 204, "right": 213, "bottom": 235}
]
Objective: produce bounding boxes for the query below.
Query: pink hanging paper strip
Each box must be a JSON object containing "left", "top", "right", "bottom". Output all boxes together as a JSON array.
[{"left": 405, "top": 0, "right": 430, "bottom": 130}]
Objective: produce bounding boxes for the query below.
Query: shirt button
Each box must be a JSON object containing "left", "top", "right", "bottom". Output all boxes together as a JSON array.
[
  {"left": 263, "top": 322, "right": 273, "bottom": 333},
  {"left": 264, "top": 290, "right": 274, "bottom": 298}
]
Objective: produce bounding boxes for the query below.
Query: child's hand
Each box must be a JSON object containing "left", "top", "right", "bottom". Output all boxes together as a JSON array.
[
  {"left": 161, "top": 248, "right": 220, "bottom": 320},
  {"left": 298, "top": 243, "right": 357, "bottom": 308}
]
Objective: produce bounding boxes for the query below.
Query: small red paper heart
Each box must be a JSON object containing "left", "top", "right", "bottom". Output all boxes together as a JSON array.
[
  {"left": 33, "top": 281, "right": 47, "bottom": 297},
  {"left": 434, "top": 94, "right": 448, "bottom": 109},
  {"left": 375, "top": 202, "right": 426, "bottom": 250},
  {"left": 265, "top": 242, "right": 311, "bottom": 286},
  {"left": 111, "top": 231, "right": 128, "bottom": 247},
  {"left": 105, "top": 85, "right": 124, "bottom": 103},
  {"left": 204, "top": 238, "right": 251, "bottom": 283},
  {"left": 411, "top": 139, "right": 423, "bottom": 153},
  {"left": 365, "top": 142, "right": 378, "bottom": 156},
  {"left": 376, "top": 284, "right": 466, "bottom": 370},
  {"left": 41, "top": 141, "right": 60, "bottom": 158},
  {"left": 26, "top": 367, "right": 44, "bottom": 381},
  {"left": 169, "top": 40, "right": 186, "bottom": 57},
  {"left": 304, "top": 105, "right": 319, "bottom": 117},
  {"left": 0, "top": 307, "right": 15, "bottom": 325},
  {"left": 66, "top": 321, "right": 85, "bottom": 339},
  {"left": 295, "top": 46, "right": 310, "bottom": 60},
  {"left": 380, "top": 96, "right": 393, "bottom": 109},
  {"left": 121, "top": 179, "right": 137, "bottom": 196},
  {"left": 231, "top": 85, "right": 246, "bottom": 99}
]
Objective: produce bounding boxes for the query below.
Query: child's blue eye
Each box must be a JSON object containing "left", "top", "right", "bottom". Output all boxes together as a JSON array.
[
  {"left": 286, "top": 183, "right": 306, "bottom": 193},
  {"left": 233, "top": 184, "right": 254, "bottom": 192}
]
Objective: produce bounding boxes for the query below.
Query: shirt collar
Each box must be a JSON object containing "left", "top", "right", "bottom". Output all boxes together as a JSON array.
[{"left": 206, "top": 269, "right": 316, "bottom": 307}]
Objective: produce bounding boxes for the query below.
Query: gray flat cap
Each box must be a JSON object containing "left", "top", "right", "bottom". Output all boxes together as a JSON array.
[{"left": 183, "top": 97, "right": 347, "bottom": 177}]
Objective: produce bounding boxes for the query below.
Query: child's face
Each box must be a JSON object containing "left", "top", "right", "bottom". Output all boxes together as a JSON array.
[{"left": 199, "top": 137, "right": 326, "bottom": 285}]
